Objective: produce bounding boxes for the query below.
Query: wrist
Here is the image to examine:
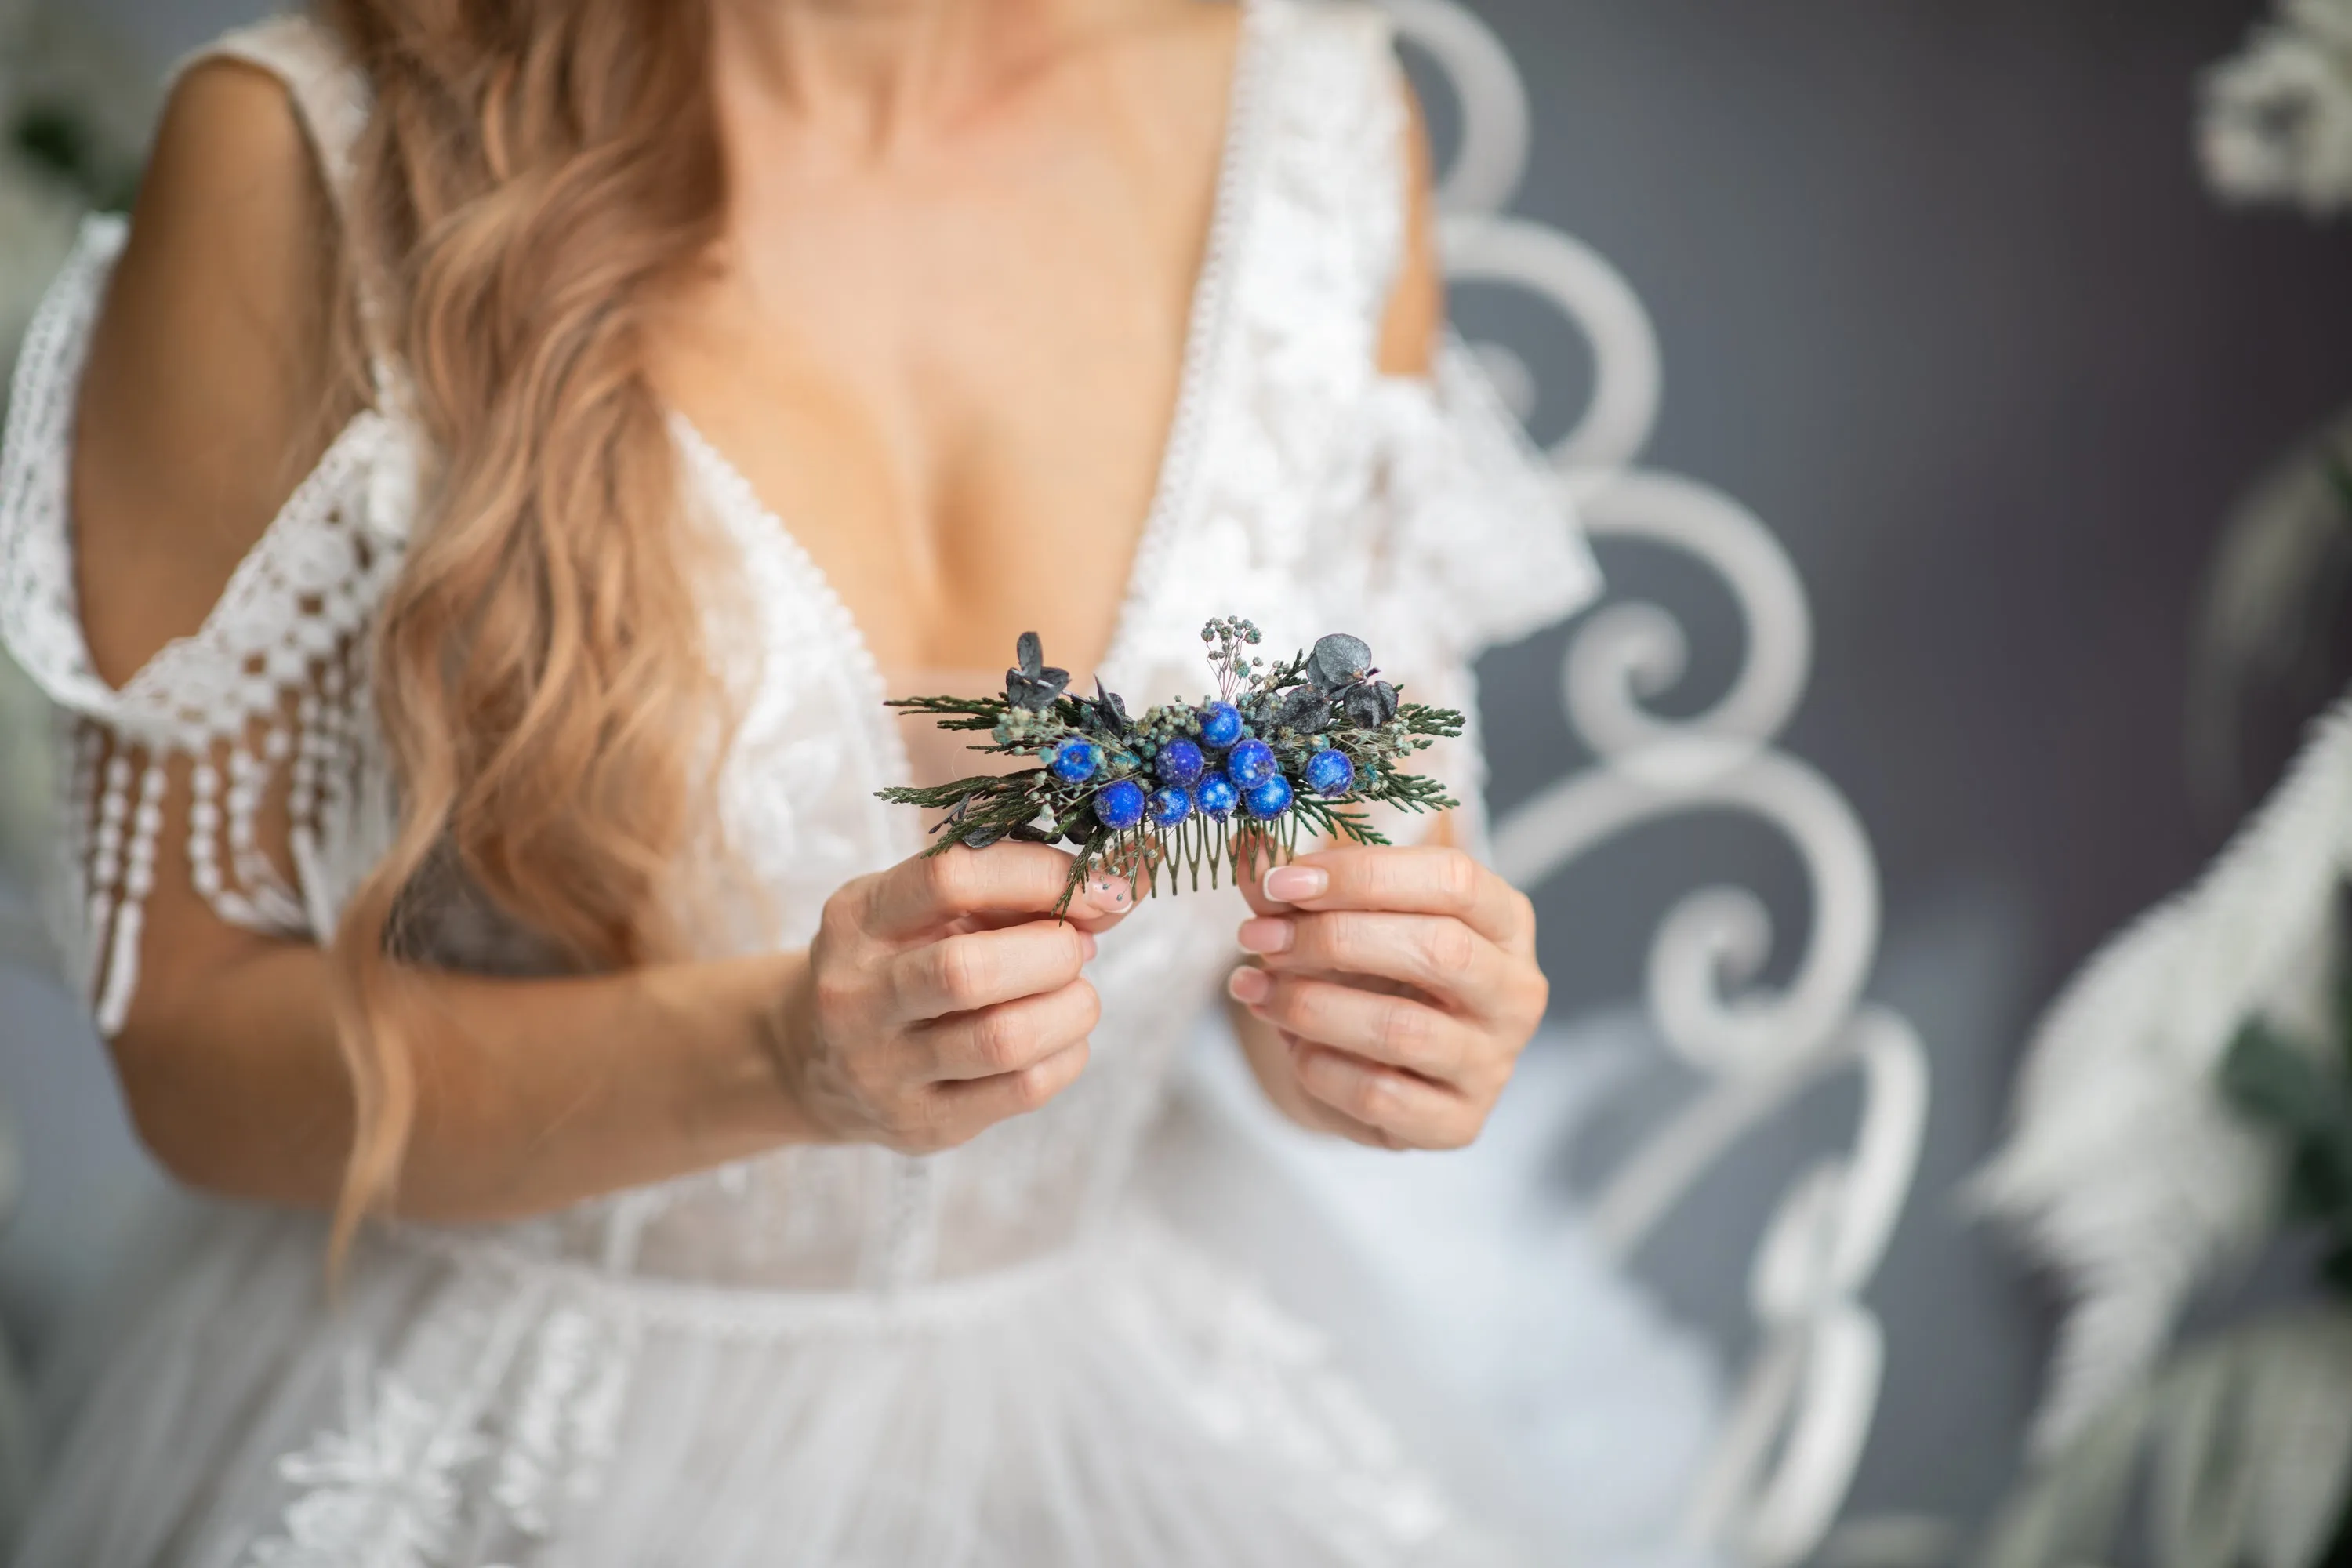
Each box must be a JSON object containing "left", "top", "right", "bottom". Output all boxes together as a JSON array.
[
  {"left": 666, "top": 950, "right": 829, "bottom": 1151},
  {"left": 746, "top": 949, "right": 831, "bottom": 1143}
]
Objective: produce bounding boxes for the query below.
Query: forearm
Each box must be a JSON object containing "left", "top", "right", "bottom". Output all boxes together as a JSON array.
[{"left": 115, "top": 938, "right": 821, "bottom": 1221}]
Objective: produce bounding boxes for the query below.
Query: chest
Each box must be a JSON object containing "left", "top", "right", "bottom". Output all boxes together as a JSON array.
[{"left": 652, "top": 53, "right": 1232, "bottom": 684}]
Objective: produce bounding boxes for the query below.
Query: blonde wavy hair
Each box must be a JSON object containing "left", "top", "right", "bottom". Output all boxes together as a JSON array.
[{"left": 314, "top": 0, "right": 731, "bottom": 1254}]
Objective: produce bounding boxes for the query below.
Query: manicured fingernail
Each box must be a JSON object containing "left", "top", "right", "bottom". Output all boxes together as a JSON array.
[
  {"left": 1237, "top": 917, "right": 1293, "bottom": 955},
  {"left": 1227, "top": 967, "right": 1271, "bottom": 1004},
  {"left": 1263, "top": 866, "right": 1327, "bottom": 904},
  {"left": 1091, "top": 876, "right": 1131, "bottom": 908}
]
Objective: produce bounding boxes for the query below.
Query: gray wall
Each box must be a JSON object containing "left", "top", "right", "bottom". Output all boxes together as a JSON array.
[{"left": 26, "top": 0, "right": 2352, "bottom": 1543}]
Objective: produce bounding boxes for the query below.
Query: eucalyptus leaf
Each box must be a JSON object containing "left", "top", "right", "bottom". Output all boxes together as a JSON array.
[
  {"left": 1004, "top": 630, "right": 1069, "bottom": 710},
  {"left": 1269, "top": 685, "right": 1330, "bottom": 735},
  {"left": 1308, "top": 633, "right": 1374, "bottom": 694},
  {"left": 1341, "top": 679, "right": 1399, "bottom": 730}
]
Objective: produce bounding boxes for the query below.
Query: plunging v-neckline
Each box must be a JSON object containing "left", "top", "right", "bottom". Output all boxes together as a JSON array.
[{"left": 671, "top": 0, "right": 1270, "bottom": 793}]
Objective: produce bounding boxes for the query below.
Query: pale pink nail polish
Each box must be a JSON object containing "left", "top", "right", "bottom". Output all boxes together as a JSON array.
[
  {"left": 1227, "top": 967, "right": 1270, "bottom": 1004},
  {"left": 1237, "top": 918, "right": 1293, "bottom": 955},
  {"left": 1263, "top": 866, "right": 1327, "bottom": 904}
]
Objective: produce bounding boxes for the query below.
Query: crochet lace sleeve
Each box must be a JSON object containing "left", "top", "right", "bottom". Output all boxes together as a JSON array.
[
  {"left": 1362, "top": 339, "right": 1599, "bottom": 662},
  {"left": 1334, "top": 340, "right": 1600, "bottom": 851},
  {"left": 0, "top": 216, "right": 411, "bottom": 1034}
]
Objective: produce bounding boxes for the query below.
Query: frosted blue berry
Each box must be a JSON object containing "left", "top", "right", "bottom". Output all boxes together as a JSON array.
[
  {"left": 1147, "top": 786, "right": 1193, "bottom": 828},
  {"left": 1304, "top": 749, "right": 1356, "bottom": 796},
  {"left": 1050, "top": 739, "right": 1102, "bottom": 784},
  {"left": 1094, "top": 779, "right": 1146, "bottom": 830},
  {"left": 1196, "top": 771, "right": 1240, "bottom": 819},
  {"left": 1199, "top": 702, "right": 1244, "bottom": 750},
  {"left": 1227, "top": 739, "right": 1276, "bottom": 789},
  {"left": 1156, "top": 738, "right": 1206, "bottom": 788},
  {"left": 1243, "top": 773, "right": 1294, "bottom": 820}
]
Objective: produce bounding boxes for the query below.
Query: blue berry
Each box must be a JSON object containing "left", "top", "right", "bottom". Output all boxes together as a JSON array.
[
  {"left": 1243, "top": 773, "right": 1294, "bottom": 820},
  {"left": 1199, "top": 702, "right": 1244, "bottom": 750},
  {"left": 1156, "top": 738, "right": 1206, "bottom": 788},
  {"left": 1049, "top": 739, "right": 1102, "bottom": 784},
  {"left": 1147, "top": 786, "right": 1194, "bottom": 828},
  {"left": 1304, "top": 749, "right": 1356, "bottom": 796},
  {"left": 1094, "top": 779, "right": 1146, "bottom": 830},
  {"left": 1226, "top": 739, "right": 1276, "bottom": 789},
  {"left": 1196, "top": 771, "right": 1240, "bottom": 819}
]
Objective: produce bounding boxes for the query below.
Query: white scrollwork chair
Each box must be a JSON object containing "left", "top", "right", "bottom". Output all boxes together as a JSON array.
[{"left": 1377, "top": 3, "right": 1934, "bottom": 1561}]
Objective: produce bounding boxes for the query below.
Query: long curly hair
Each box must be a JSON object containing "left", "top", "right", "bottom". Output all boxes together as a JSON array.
[{"left": 312, "top": 0, "right": 731, "bottom": 1255}]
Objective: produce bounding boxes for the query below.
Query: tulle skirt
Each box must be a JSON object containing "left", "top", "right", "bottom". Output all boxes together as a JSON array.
[{"left": 11, "top": 1204, "right": 1516, "bottom": 1568}]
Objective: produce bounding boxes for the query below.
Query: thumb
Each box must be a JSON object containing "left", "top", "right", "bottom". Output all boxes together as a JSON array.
[{"left": 869, "top": 843, "right": 1135, "bottom": 938}]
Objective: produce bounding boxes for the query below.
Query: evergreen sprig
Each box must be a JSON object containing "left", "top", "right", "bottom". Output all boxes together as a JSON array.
[{"left": 878, "top": 620, "right": 1465, "bottom": 911}]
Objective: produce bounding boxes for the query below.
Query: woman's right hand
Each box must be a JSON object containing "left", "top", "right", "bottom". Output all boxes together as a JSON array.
[{"left": 775, "top": 845, "right": 1134, "bottom": 1154}]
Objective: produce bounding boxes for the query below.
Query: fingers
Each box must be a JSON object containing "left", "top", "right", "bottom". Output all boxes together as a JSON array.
[
  {"left": 1259, "top": 1030, "right": 1408, "bottom": 1150},
  {"left": 888, "top": 922, "right": 1096, "bottom": 1022},
  {"left": 930, "top": 1039, "right": 1092, "bottom": 1134},
  {"left": 916, "top": 979, "right": 1102, "bottom": 1081},
  {"left": 1237, "top": 910, "right": 1512, "bottom": 1014},
  {"left": 868, "top": 845, "right": 1134, "bottom": 939},
  {"left": 1253, "top": 846, "right": 1531, "bottom": 952},
  {"left": 1288, "top": 1038, "right": 1484, "bottom": 1151},
  {"left": 1227, "top": 967, "right": 1489, "bottom": 1086}
]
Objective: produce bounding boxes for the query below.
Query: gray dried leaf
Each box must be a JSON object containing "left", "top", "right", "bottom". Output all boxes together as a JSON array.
[
  {"left": 1006, "top": 630, "right": 1069, "bottom": 710},
  {"left": 1308, "top": 633, "right": 1374, "bottom": 694},
  {"left": 1271, "top": 685, "right": 1331, "bottom": 735},
  {"left": 1341, "top": 679, "right": 1399, "bottom": 729},
  {"left": 1089, "top": 678, "right": 1133, "bottom": 735}
]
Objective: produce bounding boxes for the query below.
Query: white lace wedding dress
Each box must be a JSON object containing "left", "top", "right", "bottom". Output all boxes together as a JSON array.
[{"left": 0, "top": 5, "right": 1602, "bottom": 1564}]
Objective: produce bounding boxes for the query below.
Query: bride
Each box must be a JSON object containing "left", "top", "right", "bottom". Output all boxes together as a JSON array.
[{"left": 0, "top": 0, "right": 1596, "bottom": 1561}]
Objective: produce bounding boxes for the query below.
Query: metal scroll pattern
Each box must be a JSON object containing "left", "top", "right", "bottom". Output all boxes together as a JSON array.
[{"left": 1381, "top": 4, "right": 1933, "bottom": 1561}]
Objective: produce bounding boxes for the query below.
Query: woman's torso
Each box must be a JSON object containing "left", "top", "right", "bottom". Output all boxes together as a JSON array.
[
  {"left": 2, "top": 0, "right": 1567, "bottom": 1303},
  {"left": 0, "top": 5, "right": 1610, "bottom": 1553},
  {"left": 372, "top": 0, "right": 1419, "bottom": 1296}
]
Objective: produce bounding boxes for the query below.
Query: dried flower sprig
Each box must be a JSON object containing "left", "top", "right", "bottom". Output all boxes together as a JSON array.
[{"left": 878, "top": 619, "right": 1465, "bottom": 910}]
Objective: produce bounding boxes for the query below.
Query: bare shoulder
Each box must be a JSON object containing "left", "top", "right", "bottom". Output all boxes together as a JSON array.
[
  {"left": 1093, "top": 0, "right": 1243, "bottom": 156},
  {"left": 1125, "top": 0, "right": 1243, "bottom": 76},
  {"left": 74, "top": 54, "right": 350, "bottom": 686},
  {"left": 1377, "top": 76, "right": 1443, "bottom": 378}
]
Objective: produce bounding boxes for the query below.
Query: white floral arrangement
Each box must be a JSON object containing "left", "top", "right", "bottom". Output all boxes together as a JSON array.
[{"left": 2202, "top": 0, "right": 2352, "bottom": 216}]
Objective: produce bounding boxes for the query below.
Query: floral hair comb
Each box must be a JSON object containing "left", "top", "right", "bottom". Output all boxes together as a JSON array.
[{"left": 879, "top": 619, "right": 1465, "bottom": 909}]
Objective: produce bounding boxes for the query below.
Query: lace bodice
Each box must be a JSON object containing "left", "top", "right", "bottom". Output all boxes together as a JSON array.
[{"left": 0, "top": 0, "right": 1595, "bottom": 1300}]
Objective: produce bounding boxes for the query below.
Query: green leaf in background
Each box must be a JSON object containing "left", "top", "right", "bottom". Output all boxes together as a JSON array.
[
  {"left": 2220, "top": 1018, "right": 2352, "bottom": 1229},
  {"left": 2322, "top": 447, "right": 2352, "bottom": 528},
  {"left": 9, "top": 101, "right": 138, "bottom": 212}
]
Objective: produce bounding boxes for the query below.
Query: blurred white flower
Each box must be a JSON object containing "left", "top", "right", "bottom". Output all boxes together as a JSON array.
[{"left": 2201, "top": 0, "right": 2352, "bottom": 216}]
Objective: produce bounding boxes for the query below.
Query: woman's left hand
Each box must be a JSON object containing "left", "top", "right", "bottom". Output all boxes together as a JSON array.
[{"left": 1226, "top": 844, "right": 1547, "bottom": 1150}]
